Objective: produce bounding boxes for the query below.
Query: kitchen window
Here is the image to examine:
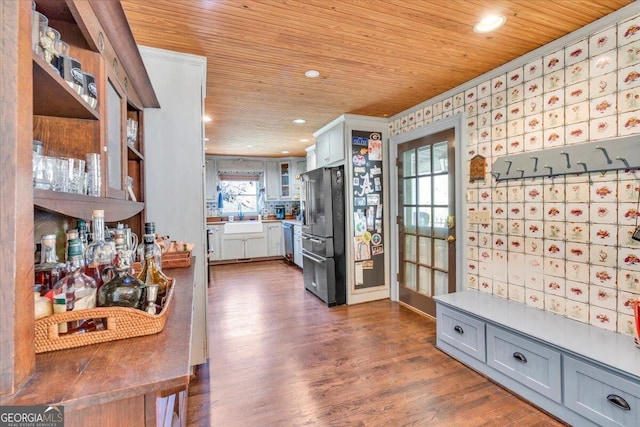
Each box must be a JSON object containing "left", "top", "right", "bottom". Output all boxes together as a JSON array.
[{"left": 218, "top": 173, "right": 260, "bottom": 214}]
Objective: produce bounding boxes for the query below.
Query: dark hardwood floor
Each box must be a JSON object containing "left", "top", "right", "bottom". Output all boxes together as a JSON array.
[{"left": 187, "top": 260, "right": 565, "bottom": 426}]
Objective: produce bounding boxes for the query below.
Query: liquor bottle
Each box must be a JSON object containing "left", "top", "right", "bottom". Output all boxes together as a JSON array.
[
  {"left": 34, "top": 234, "right": 62, "bottom": 296},
  {"left": 136, "top": 222, "right": 162, "bottom": 266},
  {"left": 65, "top": 228, "right": 79, "bottom": 262},
  {"left": 77, "top": 219, "right": 89, "bottom": 249},
  {"left": 98, "top": 227, "right": 145, "bottom": 309},
  {"left": 51, "top": 239, "right": 97, "bottom": 334},
  {"left": 84, "top": 209, "right": 116, "bottom": 289},
  {"left": 137, "top": 226, "right": 170, "bottom": 306}
]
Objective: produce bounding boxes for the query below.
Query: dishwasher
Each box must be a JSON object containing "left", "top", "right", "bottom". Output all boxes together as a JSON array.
[{"left": 282, "top": 222, "right": 294, "bottom": 263}]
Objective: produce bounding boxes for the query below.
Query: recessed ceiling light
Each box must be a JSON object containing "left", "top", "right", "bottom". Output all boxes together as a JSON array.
[
  {"left": 204, "top": 138, "right": 210, "bottom": 142},
  {"left": 305, "top": 70, "right": 320, "bottom": 78},
  {"left": 246, "top": 145, "right": 253, "bottom": 148},
  {"left": 281, "top": 151, "right": 290, "bottom": 154},
  {"left": 293, "top": 119, "right": 306, "bottom": 124},
  {"left": 474, "top": 15, "right": 506, "bottom": 33},
  {"left": 203, "top": 115, "right": 212, "bottom": 122},
  {"left": 299, "top": 138, "right": 309, "bottom": 143}
]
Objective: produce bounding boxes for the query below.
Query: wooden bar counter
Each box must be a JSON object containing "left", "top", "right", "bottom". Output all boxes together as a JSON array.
[{"left": 0, "top": 263, "right": 195, "bottom": 427}]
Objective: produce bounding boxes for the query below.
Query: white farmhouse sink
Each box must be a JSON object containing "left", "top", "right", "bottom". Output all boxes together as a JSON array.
[{"left": 223, "top": 221, "right": 263, "bottom": 234}]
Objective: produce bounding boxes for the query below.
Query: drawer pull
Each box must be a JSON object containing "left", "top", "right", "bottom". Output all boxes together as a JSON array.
[
  {"left": 512, "top": 352, "right": 527, "bottom": 363},
  {"left": 453, "top": 325, "right": 464, "bottom": 334},
  {"left": 607, "top": 394, "right": 631, "bottom": 411}
]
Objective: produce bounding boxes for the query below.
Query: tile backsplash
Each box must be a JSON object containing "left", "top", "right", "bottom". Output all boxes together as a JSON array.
[{"left": 392, "top": 12, "right": 640, "bottom": 336}]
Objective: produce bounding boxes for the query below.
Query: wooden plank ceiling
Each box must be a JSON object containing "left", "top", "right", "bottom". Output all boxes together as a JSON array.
[{"left": 120, "top": 0, "right": 633, "bottom": 158}]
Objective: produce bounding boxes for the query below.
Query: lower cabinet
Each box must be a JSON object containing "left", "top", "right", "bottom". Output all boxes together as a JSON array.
[
  {"left": 564, "top": 356, "right": 640, "bottom": 427},
  {"left": 293, "top": 225, "right": 302, "bottom": 268},
  {"left": 221, "top": 233, "right": 267, "bottom": 259},
  {"left": 435, "top": 291, "right": 640, "bottom": 427},
  {"left": 207, "top": 225, "right": 223, "bottom": 262},
  {"left": 267, "top": 223, "right": 283, "bottom": 257}
]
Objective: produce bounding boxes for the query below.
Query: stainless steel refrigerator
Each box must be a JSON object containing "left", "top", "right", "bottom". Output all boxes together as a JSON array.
[{"left": 301, "top": 166, "right": 346, "bottom": 306}]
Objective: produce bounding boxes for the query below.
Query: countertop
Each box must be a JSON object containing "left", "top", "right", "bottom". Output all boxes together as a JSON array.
[
  {"left": 207, "top": 218, "right": 302, "bottom": 226},
  {"left": 0, "top": 263, "right": 195, "bottom": 412}
]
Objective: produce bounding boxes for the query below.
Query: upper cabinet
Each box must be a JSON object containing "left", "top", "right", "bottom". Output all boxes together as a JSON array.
[
  {"left": 32, "top": 0, "right": 159, "bottom": 231},
  {"left": 205, "top": 158, "right": 217, "bottom": 200},
  {"left": 279, "top": 161, "right": 290, "bottom": 198},
  {"left": 314, "top": 122, "right": 345, "bottom": 168},
  {"left": 305, "top": 145, "right": 316, "bottom": 171},
  {"left": 265, "top": 160, "right": 280, "bottom": 201}
]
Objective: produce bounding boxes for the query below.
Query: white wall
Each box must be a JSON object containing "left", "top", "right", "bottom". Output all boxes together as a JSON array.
[{"left": 140, "top": 46, "right": 208, "bottom": 365}]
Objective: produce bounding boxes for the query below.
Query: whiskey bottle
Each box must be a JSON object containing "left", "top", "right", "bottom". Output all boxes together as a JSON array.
[
  {"left": 84, "top": 209, "right": 116, "bottom": 289},
  {"left": 98, "top": 227, "right": 145, "bottom": 309},
  {"left": 34, "top": 233, "right": 62, "bottom": 296},
  {"left": 52, "top": 239, "right": 97, "bottom": 334},
  {"left": 137, "top": 227, "right": 170, "bottom": 306}
]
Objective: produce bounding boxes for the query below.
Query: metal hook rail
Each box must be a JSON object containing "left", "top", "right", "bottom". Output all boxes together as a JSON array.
[{"left": 490, "top": 136, "right": 640, "bottom": 181}]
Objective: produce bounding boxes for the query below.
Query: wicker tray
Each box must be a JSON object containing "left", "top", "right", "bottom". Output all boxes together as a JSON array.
[
  {"left": 34, "top": 279, "right": 175, "bottom": 353},
  {"left": 132, "top": 251, "right": 192, "bottom": 272},
  {"left": 162, "top": 251, "right": 192, "bottom": 268}
]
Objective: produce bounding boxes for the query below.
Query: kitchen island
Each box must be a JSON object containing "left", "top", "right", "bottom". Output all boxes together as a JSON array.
[{"left": 0, "top": 263, "right": 195, "bottom": 427}]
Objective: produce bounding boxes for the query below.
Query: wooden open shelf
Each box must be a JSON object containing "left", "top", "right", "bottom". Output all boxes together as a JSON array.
[
  {"left": 32, "top": 52, "right": 100, "bottom": 120},
  {"left": 34, "top": 188, "right": 144, "bottom": 222}
]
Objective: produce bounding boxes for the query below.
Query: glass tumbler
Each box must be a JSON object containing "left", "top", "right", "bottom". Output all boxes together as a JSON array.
[
  {"left": 53, "top": 158, "right": 69, "bottom": 192},
  {"left": 86, "top": 153, "right": 101, "bottom": 196},
  {"left": 33, "top": 155, "right": 55, "bottom": 190},
  {"left": 31, "top": 11, "right": 48, "bottom": 56},
  {"left": 68, "top": 158, "right": 85, "bottom": 194}
]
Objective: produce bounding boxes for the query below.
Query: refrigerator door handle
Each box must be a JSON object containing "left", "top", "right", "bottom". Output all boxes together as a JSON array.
[{"left": 302, "top": 249, "right": 327, "bottom": 264}]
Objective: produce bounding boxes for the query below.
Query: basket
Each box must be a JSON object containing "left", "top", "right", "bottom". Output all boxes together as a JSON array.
[
  {"left": 161, "top": 251, "right": 192, "bottom": 268},
  {"left": 132, "top": 251, "right": 192, "bottom": 272},
  {"left": 34, "top": 279, "right": 175, "bottom": 353}
]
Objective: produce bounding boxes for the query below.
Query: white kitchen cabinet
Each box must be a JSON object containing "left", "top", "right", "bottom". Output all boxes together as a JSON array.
[
  {"left": 207, "top": 224, "right": 223, "bottom": 262},
  {"left": 221, "top": 227, "right": 268, "bottom": 259},
  {"left": 435, "top": 291, "right": 640, "bottom": 427},
  {"left": 305, "top": 145, "right": 316, "bottom": 171},
  {"left": 279, "top": 161, "right": 291, "bottom": 199},
  {"left": 314, "top": 122, "right": 344, "bottom": 168},
  {"left": 293, "top": 160, "right": 306, "bottom": 199},
  {"left": 265, "top": 160, "right": 280, "bottom": 201},
  {"left": 221, "top": 236, "right": 245, "bottom": 259},
  {"left": 205, "top": 158, "right": 217, "bottom": 200},
  {"left": 267, "top": 222, "right": 283, "bottom": 256},
  {"left": 244, "top": 233, "right": 268, "bottom": 258},
  {"left": 293, "top": 225, "right": 302, "bottom": 267}
]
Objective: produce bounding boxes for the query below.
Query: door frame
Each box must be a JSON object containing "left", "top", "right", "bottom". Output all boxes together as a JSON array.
[{"left": 389, "top": 113, "right": 467, "bottom": 303}]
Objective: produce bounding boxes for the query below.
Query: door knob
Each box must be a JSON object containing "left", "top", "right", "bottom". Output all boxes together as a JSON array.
[{"left": 446, "top": 235, "right": 456, "bottom": 243}]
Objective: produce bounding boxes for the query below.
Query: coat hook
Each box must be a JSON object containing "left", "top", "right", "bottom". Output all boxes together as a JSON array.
[
  {"left": 595, "top": 146, "right": 613, "bottom": 164},
  {"left": 516, "top": 168, "right": 525, "bottom": 178},
  {"left": 576, "top": 161, "right": 588, "bottom": 172},
  {"left": 504, "top": 160, "right": 513, "bottom": 175},
  {"left": 491, "top": 171, "right": 501, "bottom": 181},
  {"left": 544, "top": 165, "right": 553, "bottom": 176},
  {"left": 530, "top": 156, "right": 539, "bottom": 172},
  {"left": 617, "top": 156, "right": 630, "bottom": 168},
  {"left": 560, "top": 151, "right": 571, "bottom": 169}
]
